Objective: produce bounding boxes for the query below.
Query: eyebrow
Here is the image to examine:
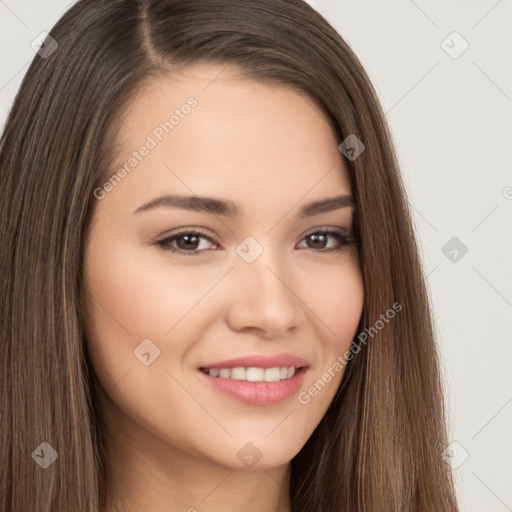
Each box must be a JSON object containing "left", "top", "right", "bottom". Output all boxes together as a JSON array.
[{"left": 133, "top": 193, "right": 356, "bottom": 218}]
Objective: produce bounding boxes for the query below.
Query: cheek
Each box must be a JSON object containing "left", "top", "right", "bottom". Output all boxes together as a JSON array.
[
  {"left": 82, "top": 234, "right": 221, "bottom": 345},
  {"left": 301, "top": 254, "right": 364, "bottom": 349},
  {"left": 81, "top": 234, "right": 175, "bottom": 390},
  {"left": 294, "top": 256, "right": 364, "bottom": 414}
]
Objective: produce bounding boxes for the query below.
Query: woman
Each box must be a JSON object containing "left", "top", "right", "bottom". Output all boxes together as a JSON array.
[{"left": 0, "top": 0, "right": 459, "bottom": 510}]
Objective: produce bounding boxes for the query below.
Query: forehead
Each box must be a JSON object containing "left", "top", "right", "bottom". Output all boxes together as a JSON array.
[{"left": 103, "top": 64, "right": 352, "bottom": 212}]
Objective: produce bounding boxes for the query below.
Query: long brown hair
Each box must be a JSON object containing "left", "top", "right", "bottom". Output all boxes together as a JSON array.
[{"left": 0, "top": 0, "right": 459, "bottom": 510}]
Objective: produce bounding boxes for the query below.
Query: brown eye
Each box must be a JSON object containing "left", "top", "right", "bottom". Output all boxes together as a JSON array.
[
  {"left": 156, "top": 230, "right": 219, "bottom": 255},
  {"left": 306, "top": 233, "right": 330, "bottom": 249},
  {"left": 174, "top": 233, "right": 201, "bottom": 250},
  {"left": 297, "top": 228, "right": 355, "bottom": 252}
]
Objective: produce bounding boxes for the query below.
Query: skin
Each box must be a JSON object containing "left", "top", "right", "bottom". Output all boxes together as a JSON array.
[{"left": 82, "top": 63, "right": 364, "bottom": 512}]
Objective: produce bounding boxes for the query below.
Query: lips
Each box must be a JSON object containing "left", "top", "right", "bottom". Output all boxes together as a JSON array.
[
  {"left": 198, "top": 353, "right": 311, "bottom": 370},
  {"left": 196, "top": 353, "right": 311, "bottom": 406}
]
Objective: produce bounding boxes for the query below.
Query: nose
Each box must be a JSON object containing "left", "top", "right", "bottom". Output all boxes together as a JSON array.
[{"left": 225, "top": 250, "right": 302, "bottom": 338}]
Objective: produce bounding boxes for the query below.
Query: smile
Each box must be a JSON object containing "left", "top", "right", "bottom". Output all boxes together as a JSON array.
[
  {"left": 197, "top": 366, "right": 309, "bottom": 406},
  {"left": 199, "top": 366, "right": 298, "bottom": 382}
]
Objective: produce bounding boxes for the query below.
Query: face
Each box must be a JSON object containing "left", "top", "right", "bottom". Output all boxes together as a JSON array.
[{"left": 82, "top": 64, "right": 364, "bottom": 471}]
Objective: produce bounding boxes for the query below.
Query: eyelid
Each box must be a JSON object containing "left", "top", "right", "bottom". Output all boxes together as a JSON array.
[
  {"left": 302, "top": 225, "right": 349, "bottom": 236},
  {"left": 161, "top": 227, "right": 219, "bottom": 245},
  {"left": 157, "top": 226, "right": 217, "bottom": 241}
]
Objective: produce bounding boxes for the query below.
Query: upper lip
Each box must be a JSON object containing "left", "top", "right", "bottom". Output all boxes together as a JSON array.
[{"left": 198, "top": 353, "right": 311, "bottom": 370}]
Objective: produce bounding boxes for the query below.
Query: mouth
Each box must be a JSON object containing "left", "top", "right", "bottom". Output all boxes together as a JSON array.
[
  {"left": 197, "top": 366, "right": 309, "bottom": 406},
  {"left": 198, "top": 365, "right": 305, "bottom": 382}
]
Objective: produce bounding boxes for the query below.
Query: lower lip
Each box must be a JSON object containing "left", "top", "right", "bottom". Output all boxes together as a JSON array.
[{"left": 197, "top": 367, "right": 308, "bottom": 406}]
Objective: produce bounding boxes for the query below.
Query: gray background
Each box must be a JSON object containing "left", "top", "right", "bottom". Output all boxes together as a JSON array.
[{"left": 1, "top": 1, "right": 511, "bottom": 510}]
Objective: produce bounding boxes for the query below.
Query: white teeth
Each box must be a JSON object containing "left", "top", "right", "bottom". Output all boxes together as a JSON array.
[
  {"left": 264, "top": 367, "right": 280, "bottom": 382},
  {"left": 246, "top": 367, "right": 264, "bottom": 381},
  {"left": 230, "top": 367, "right": 246, "bottom": 380},
  {"left": 219, "top": 368, "right": 231, "bottom": 378},
  {"left": 204, "top": 366, "right": 297, "bottom": 382}
]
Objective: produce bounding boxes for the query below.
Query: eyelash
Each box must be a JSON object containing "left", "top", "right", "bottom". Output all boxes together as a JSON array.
[{"left": 155, "top": 227, "right": 356, "bottom": 256}]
